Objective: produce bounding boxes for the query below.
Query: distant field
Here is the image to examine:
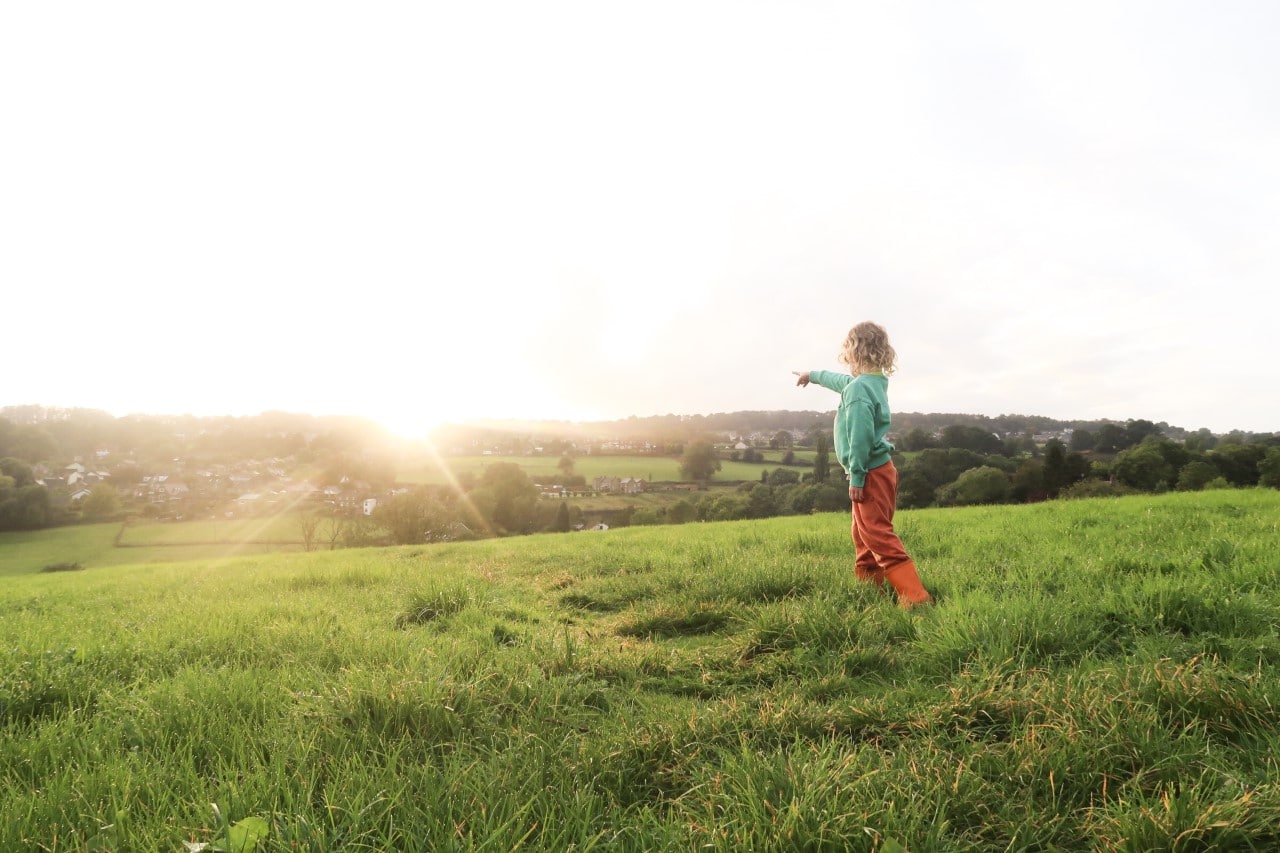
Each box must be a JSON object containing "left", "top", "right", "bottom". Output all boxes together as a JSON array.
[
  {"left": 0, "top": 518, "right": 311, "bottom": 577},
  {"left": 117, "top": 515, "right": 303, "bottom": 546},
  {"left": 0, "top": 455, "right": 814, "bottom": 576},
  {"left": 399, "top": 452, "right": 804, "bottom": 486},
  {"left": 3, "top": 489, "right": 1280, "bottom": 849}
]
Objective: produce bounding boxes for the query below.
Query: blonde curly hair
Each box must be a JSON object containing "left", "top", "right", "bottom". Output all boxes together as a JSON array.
[{"left": 838, "top": 321, "right": 897, "bottom": 376}]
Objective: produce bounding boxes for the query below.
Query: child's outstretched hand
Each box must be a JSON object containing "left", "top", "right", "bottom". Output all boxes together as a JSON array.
[{"left": 792, "top": 371, "right": 810, "bottom": 387}]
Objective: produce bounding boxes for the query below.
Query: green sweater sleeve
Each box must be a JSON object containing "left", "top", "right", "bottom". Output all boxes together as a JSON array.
[{"left": 808, "top": 370, "right": 851, "bottom": 394}]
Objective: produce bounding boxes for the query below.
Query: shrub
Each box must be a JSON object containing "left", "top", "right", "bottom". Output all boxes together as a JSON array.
[{"left": 1059, "top": 479, "right": 1135, "bottom": 499}]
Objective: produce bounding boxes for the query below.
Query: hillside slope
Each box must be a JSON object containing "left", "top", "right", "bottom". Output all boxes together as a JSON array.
[{"left": 2, "top": 489, "right": 1279, "bottom": 850}]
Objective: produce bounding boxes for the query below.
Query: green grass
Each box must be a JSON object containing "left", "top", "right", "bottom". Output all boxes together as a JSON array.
[
  {"left": 117, "top": 515, "right": 304, "bottom": 546},
  {"left": 2, "top": 489, "right": 1279, "bottom": 850},
  {"left": 0, "top": 519, "right": 311, "bottom": 578}
]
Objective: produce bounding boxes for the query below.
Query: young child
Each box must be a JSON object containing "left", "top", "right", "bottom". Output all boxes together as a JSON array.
[{"left": 794, "top": 321, "right": 932, "bottom": 607}]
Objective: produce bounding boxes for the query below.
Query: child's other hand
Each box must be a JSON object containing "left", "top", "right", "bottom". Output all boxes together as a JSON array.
[
  {"left": 792, "top": 371, "right": 810, "bottom": 387},
  {"left": 849, "top": 486, "right": 865, "bottom": 503}
]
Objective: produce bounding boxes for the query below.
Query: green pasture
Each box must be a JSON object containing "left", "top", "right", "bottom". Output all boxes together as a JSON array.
[
  {"left": 0, "top": 518, "right": 313, "bottom": 577},
  {"left": 3, "top": 489, "right": 1280, "bottom": 850},
  {"left": 117, "top": 515, "right": 304, "bottom": 546}
]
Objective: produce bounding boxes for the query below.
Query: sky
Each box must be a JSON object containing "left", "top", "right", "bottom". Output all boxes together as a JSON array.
[{"left": 3, "top": 1, "right": 1278, "bottom": 437}]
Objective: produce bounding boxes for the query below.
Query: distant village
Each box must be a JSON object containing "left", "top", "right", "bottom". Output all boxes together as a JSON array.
[{"left": 27, "top": 420, "right": 1086, "bottom": 523}]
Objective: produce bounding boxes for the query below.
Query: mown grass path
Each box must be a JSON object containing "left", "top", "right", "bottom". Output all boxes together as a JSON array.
[{"left": 2, "top": 490, "right": 1279, "bottom": 850}]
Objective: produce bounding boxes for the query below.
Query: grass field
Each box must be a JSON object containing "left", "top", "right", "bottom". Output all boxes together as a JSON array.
[
  {"left": 3, "top": 489, "right": 1279, "bottom": 850},
  {"left": 0, "top": 519, "right": 313, "bottom": 578}
]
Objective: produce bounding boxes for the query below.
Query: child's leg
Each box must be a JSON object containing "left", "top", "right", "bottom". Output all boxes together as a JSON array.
[
  {"left": 850, "top": 513, "right": 886, "bottom": 587},
  {"left": 854, "top": 461, "right": 932, "bottom": 607}
]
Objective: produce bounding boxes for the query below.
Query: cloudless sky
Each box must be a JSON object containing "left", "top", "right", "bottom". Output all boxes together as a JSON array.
[{"left": 4, "top": 1, "right": 1278, "bottom": 436}]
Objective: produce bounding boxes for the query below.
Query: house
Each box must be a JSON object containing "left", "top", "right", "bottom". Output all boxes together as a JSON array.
[
  {"left": 158, "top": 481, "right": 190, "bottom": 500},
  {"left": 619, "top": 477, "right": 646, "bottom": 494},
  {"left": 69, "top": 488, "right": 93, "bottom": 502},
  {"left": 362, "top": 498, "right": 378, "bottom": 516},
  {"left": 593, "top": 476, "right": 646, "bottom": 494}
]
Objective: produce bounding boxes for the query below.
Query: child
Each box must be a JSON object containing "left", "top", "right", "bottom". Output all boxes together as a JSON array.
[{"left": 793, "top": 321, "right": 932, "bottom": 607}]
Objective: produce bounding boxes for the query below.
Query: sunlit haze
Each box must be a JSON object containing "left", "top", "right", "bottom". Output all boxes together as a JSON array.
[{"left": 3, "top": 2, "right": 1278, "bottom": 436}]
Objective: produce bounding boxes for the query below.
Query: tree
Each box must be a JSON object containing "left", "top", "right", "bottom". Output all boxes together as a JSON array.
[
  {"left": 696, "top": 491, "right": 749, "bottom": 521},
  {"left": 554, "top": 502, "right": 571, "bottom": 532},
  {"left": 1184, "top": 428, "right": 1218, "bottom": 453},
  {"left": 770, "top": 430, "right": 794, "bottom": 449},
  {"left": 557, "top": 455, "right": 575, "bottom": 478},
  {"left": 1259, "top": 447, "right": 1280, "bottom": 489},
  {"left": 1010, "top": 459, "right": 1046, "bottom": 503},
  {"left": 1177, "top": 460, "right": 1220, "bottom": 491},
  {"left": 1042, "top": 440, "right": 1069, "bottom": 497},
  {"left": 82, "top": 487, "right": 119, "bottom": 520},
  {"left": 937, "top": 466, "right": 1010, "bottom": 506},
  {"left": 940, "top": 425, "right": 1005, "bottom": 455},
  {"left": 1209, "top": 444, "right": 1267, "bottom": 487},
  {"left": 0, "top": 457, "right": 35, "bottom": 487},
  {"left": 1125, "top": 419, "right": 1162, "bottom": 447},
  {"left": 0, "top": 484, "right": 50, "bottom": 530},
  {"left": 668, "top": 499, "right": 696, "bottom": 524},
  {"left": 1112, "top": 444, "right": 1174, "bottom": 492},
  {"left": 904, "top": 448, "right": 988, "bottom": 489},
  {"left": 897, "top": 471, "right": 936, "bottom": 509},
  {"left": 898, "top": 428, "right": 937, "bottom": 452},
  {"left": 813, "top": 433, "right": 831, "bottom": 484},
  {"left": 1069, "top": 429, "right": 1095, "bottom": 452},
  {"left": 469, "top": 463, "right": 539, "bottom": 534},
  {"left": 767, "top": 468, "right": 800, "bottom": 486},
  {"left": 296, "top": 510, "right": 321, "bottom": 551},
  {"left": 1093, "top": 424, "right": 1128, "bottom": 453},
  {"left": 323, "top": 515, "right": 347, "bottom": 549},
  {"left": 745, "top": 484, "right": 780, "bottom": 519},
  {"left": 376, "top": 489, "right": 431, "bottom": 545},
  {"left": 679, "top": 442, "right": 721, "bottom": 483}
]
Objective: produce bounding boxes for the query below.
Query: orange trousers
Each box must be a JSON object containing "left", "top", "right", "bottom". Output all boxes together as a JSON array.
[{"left": 851, "top": 460, "right": 932, "bottom": 607}]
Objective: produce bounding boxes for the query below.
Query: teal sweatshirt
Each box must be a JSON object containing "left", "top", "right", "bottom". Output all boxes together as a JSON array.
[{"left": 808, "top": 370, "right": 894, "bottom": 487}]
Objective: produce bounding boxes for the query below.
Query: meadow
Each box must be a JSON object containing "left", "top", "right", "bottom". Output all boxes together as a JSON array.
[
  {"left": 0, "top": 519, "right": 311, "bottom": 579},
  {"left": 2, "top": 489, "right": 1279, "bottom": 850}
]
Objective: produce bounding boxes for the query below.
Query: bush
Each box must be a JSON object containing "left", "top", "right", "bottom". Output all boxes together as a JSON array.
[
  {"left": 1260, "top": 447, "right": 1280, "bottom": 489},
  {"left": 40, "top": 561, "right": 84, "bottom": 573},
  {"left": 1059, "top": 479, "right": 1135, "bottom": 499},
  {"left": 937, "top": 466, "right": 1010, "bottom": 506},
  {"left": 1176, "top": 460, "right": 1220, "bottom": 491}
]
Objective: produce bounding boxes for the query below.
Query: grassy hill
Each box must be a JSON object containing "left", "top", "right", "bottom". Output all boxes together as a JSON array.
[{"left": 2, "top": 490, "right": 1279, "bottom": 850}]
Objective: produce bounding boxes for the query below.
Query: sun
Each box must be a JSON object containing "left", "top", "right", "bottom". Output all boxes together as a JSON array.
[{"left": 372, "top": 407, "right": 445, "bottom": 440}]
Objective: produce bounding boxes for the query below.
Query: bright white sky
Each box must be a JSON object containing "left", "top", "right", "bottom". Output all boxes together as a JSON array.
[{"left": 3, "top": 1, "right": 1278, "bottom": 436}]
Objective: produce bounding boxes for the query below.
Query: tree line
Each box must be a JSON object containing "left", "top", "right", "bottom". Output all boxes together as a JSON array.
[{"left": 2, "top": 406, "right": 1277, "bottom": 536}]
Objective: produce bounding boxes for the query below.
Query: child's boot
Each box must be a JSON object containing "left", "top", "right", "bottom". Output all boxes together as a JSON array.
[
  {"left": 884, "top": 561, "right": 932, "bottom": 608},
  {"left": 854, "top": 563, "right": 886, "bottom": 588}
]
